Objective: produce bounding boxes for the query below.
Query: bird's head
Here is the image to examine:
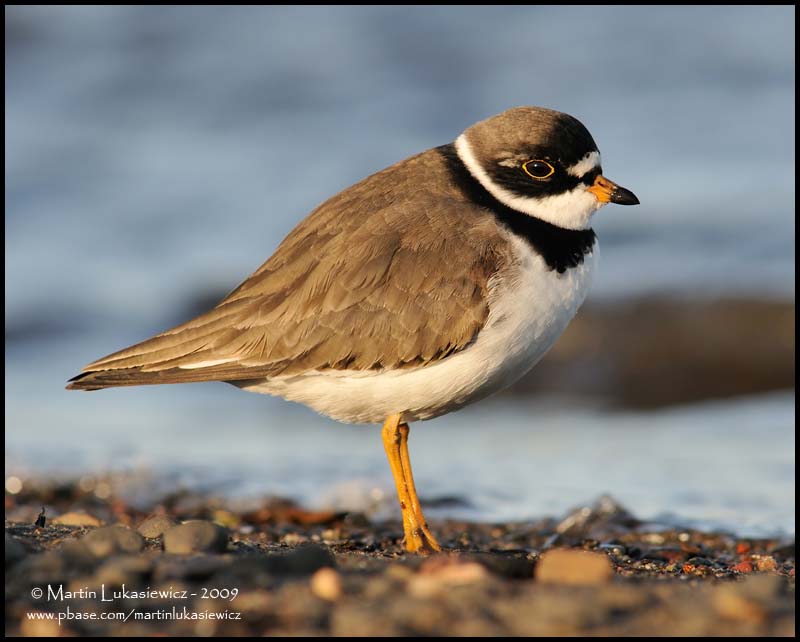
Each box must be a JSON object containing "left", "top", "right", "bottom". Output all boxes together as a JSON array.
[{"left": 455, "top": 106, "right": 639, "bottom": 230}]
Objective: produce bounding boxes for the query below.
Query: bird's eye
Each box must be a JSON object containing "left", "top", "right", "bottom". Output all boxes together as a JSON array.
[{"left": 522, "top": 160, "right": 555, "bottom": 180}]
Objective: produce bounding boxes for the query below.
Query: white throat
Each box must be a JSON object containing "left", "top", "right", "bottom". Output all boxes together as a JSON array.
[{"left": 454, "top": 134, "right": 603, "bottom": 231}]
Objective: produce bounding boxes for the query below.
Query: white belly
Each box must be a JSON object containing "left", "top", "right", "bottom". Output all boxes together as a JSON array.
[{"left": 240, "top": 234, "right": 597, "bottom": 424}]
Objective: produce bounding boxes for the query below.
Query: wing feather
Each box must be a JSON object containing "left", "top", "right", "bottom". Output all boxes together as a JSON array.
[{"left": 67, "top": 149, "right": 506, "bottom": 390}]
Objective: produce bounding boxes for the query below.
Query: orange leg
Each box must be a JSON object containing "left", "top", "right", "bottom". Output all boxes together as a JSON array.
[{"left": 381, "top": 414, "right": 442, "bottom": 553}]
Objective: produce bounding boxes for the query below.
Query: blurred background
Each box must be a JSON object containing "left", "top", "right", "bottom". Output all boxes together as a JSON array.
[{"left": 5, "top": 6, "right": 795, "bottom": 535}]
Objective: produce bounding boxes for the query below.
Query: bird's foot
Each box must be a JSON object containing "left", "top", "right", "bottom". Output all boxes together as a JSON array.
[{"left": 403, "top": 521, "right": 442, "bottom": 554}]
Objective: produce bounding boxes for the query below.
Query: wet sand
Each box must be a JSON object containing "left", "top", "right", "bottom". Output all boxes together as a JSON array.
[{"left": 5, "top": 482, "right": 795, "bottom": 637}]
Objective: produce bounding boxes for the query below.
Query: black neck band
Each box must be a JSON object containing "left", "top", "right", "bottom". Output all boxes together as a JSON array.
[{"left": 438, "top": 144, "right": 596, "bottom": 274}]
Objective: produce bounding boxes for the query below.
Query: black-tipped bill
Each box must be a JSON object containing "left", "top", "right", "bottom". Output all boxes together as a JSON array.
[
  {"left": 610, "top": 184, "right": 639, "bottom": 205},
  {"left": 588, "top": 175, "right": 640, "bottom": 206}
]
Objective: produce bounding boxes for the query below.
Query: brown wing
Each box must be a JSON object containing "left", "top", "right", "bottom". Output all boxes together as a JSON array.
[{"left": 67, "top": 149, "right": 505, "bottom": 390}]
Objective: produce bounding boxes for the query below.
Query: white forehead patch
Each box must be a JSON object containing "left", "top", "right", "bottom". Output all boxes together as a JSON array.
[
  {"left": 566, "top": 151, "right": 601, "bottom": 178},
  {"left": 455, "top": 135, "right": 604, "bottom": 231},
  {"left": 497, "top": 158, "right": 519, "bottom": 168}
]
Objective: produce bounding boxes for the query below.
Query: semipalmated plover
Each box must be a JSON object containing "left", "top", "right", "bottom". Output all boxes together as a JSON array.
[{"left": 68, "top": 106, "right": 639, "bottom": 553}]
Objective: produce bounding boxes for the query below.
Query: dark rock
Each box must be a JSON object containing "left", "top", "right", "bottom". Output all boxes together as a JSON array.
[
  {"left": 263, "top": 544, "right": 336, "bottom": 576},
  {"left": 5, "top": 534, "right": 26, "bottom": 566},
  {"left": 467, "top": 551, "right": 536, "bottom": 579},
  {"left": 556, "top": 495, "right": 640, "bottom": 538},
  {"left": 598, "top": 542, "right": 627, "bottom": 557},
  {"left": 641, "top": 547, "right": 688, "bottom": 563},
  {"left": 510, "top": 298, "right": 795, "bottom": 408},
  {"left": 163, "top": 520, "right": 229, "bottom": 554}
]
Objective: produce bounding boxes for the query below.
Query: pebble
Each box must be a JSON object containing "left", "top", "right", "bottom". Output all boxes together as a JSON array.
[
  {"left": 163, "top": 521, "right": 229, "bottom": 554},
  {"left": 536, "top": 549, "right": 614, "bottom": 585},
  {"left": 82, "top": 525, "right": 144, "bottom": 557},
  {"left": 641, "top": 547, "right": 686, "bottom": 563},
  {"left": 51, "top": 511, "right": 103, "bottom": 527},
  {"left": 598, "top": 542, "right": 627, "bottom": 557},
  {"left": 281, "top": 532, "right": 306, "bottom": 546},
  {"left": 408, "top": 558, "right": 490, "bottom": 598},
  {"left": 310, "top": 567, "right": 343, "bottom": 602},
  {"left": 732, "top": 560, "right": 754, "bottom": 573},
  {"left": 137, "top": 514, "right": 179, "bottom": 538},
  {"left": 753, "top": 555, "right": 777, "bottom": 572}
]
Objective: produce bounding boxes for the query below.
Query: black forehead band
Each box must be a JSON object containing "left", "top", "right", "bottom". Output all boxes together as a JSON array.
[{"left": 537, "top": 114, "right": 599, "bottom": 165}]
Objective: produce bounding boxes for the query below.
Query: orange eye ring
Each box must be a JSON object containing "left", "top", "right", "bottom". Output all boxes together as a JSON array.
[{"left": 522, "top": 159, "right": 555, "bottom": 180}]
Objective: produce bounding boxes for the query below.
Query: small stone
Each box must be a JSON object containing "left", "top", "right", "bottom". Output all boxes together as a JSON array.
[
  {"left": 408, "top": 557, "right": 490, "bottom": 598},
  {"left": 598, "top": 542, "right": 627, "bottom": 557},
  {"left": 641, "top": 547, "right": 686, "bottom": 563},
  {"left": 137, "top": 514, "right": 179, "bottom": 538},
  {"left": 52, "top": 511, "right": 103, "bottom": 527},
  {"left": 536, "top": 549, "right": 614, "bottom": 585},
  {"left": 682, "top": 556, "right": 715, "bottom": 575},
  {"left": 163, "top": 521, "right": 229, "bottom": 554},
  {"left": 754, "top": 556, "right": 777, "bottom": 573},
  {"left": 82, "top": 526, "right": 144, "bottom": 557},
  {"left": 281, "top": 532, "right": 305, "bottom": 546},
  {"left": 310, "top": 567, "right": 342, "bottom": 601},
  {"left": 321, "top": 528, "right": 340, "bottom": 542},
  {"left": 732, "top": 560, "right": 754, "bottom": 573},
  {"left": 212, "top": 510, "right": 240, "bottom": 528}
]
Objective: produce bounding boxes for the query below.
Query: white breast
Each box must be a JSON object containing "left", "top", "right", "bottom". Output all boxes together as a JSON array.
[{"left": 240, "top": 233, "right": 597, "bottom": 424}]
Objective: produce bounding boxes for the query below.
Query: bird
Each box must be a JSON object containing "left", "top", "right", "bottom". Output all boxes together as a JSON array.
[{"left": 67, "top": 106, "right": 639, "bottom": 553}]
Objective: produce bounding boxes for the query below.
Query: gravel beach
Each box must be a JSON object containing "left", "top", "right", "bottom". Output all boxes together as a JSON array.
[{"left": 5, "top": 481, "right": 795, "bottom": 637}]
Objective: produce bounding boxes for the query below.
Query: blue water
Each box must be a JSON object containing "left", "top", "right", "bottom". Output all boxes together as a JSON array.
[{"left": 5, "top": 6, "right": 795, "bottom": 535}]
